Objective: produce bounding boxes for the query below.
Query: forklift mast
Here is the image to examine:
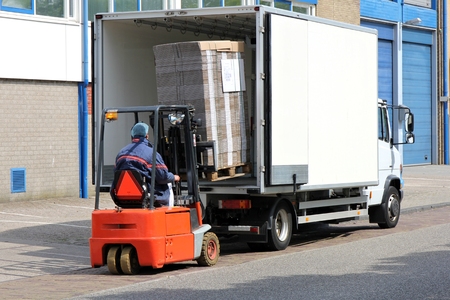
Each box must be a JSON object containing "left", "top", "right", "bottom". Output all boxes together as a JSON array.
[{"left": 95, "top": 105, "right": 201, "bottom": 211}]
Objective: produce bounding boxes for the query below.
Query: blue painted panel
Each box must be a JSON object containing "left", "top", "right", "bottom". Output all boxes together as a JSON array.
[
  {"left": 361, "top": 1, "right": 436, "bottom": 29},
  {"left": 360, "top": 0, "right": 400, "bottom": 22},
  {"left": 292, "top": 0, "right": 317, "bottom": 3},
  {"left": 361, "top": 22, "right": 393, "bottom": 105},
  {"left": 403, "top": 4, "right": 437, "bottom": 29},
  {"left": 403, "top": 28, "right": 433, "bottom": 45},
  {"left": 361, "top": 21, "right": 394, "bottom": 41},
  {"left": 10, "top": 168, "right": 26, "bottom": 193},
  {"left": 378, "top": 40, "right": 393, "bottom": 106},
  {"left": 402, "top": 42, "right": 432, "bottom": 165}
]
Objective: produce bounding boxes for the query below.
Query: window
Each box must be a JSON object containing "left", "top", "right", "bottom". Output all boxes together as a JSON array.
[
  {"left": 1, "top": 0, "right": 33, "bottom": 14},
  {"left": 142, "top": 0, "right": 163, "bottom": 10},
  {"left": 225, "top": 0, "right": 242, "bottom": 6},
  {"left": 37, "top": 0, "right": 64, "bottom": 18},
  {"left": 274, "top": 0, "right": 291, "bottom": 11},
  {"left": 378, "top": 107, "right": 390, "bottom": 143},
  {"left": 293, "top": 6, "right": 307, "bottom": 13},
  {"left": 85, "top": 0, "right": 315, "bottom": 22},
  {"left": 256, "top": 0, "right": 314, "bottom": 14},
  {"left": 1, "top": 0, "right": 76, "bottom": 18},
  {"left": 114, "top": 0, "right": 138, "bottom": 12},
  {"left": 203, "top": 0, "right": 221, "bottom": 7},
  {"left": 88, "top": 0, "right": 108, "bottom": 21},
  {"left": 181, "top": 0, "right": 198, "bottom": 8}
]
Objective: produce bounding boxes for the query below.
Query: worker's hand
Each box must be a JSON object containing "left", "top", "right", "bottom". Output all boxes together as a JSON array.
[{"left": 174, "top": 175, "right": 181, "bottom": 182}]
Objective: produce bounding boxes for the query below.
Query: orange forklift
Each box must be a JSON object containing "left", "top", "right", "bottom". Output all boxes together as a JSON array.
[{"left": 89, "top": 106, "right": 219, "bottom": 275}]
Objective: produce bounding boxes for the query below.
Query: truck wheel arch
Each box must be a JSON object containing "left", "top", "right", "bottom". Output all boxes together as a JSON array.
[
  {"left": 266, "top": 198, "right": 297, "bottom": 250},
  {"left": 369, "top": 175, "right": 402, "bottom": 225},
  {"left": 267, "top": 198, "right": 298, "bottom": 232},
  {"left": 382, "top": 175, "right": 402, "bottom": 202}
]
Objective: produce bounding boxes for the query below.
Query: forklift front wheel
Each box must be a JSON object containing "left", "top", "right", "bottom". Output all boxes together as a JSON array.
[{"left": 197, "top": 232, "right": 220, "bottom": 266}]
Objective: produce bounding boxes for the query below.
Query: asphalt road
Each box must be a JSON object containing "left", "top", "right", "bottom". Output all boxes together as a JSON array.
[
  {"left": 0, "top": 165, "right": 449, "bottom": 299},
  {"left": 71, "top": 212, "right": 450, "bottom": 300}
]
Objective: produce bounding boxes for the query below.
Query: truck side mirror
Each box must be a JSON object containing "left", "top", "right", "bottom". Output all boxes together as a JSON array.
[
  {"left": 405, "top": 112, "right": 414, "bottom": 133},
  {"left": 406, "top": 132, "right": 415, "bottom": 144}
]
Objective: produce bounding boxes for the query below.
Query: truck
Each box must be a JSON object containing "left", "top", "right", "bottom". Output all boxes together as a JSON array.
[{"left": 92, "top": 6, "right": 415, "bottom": 252}]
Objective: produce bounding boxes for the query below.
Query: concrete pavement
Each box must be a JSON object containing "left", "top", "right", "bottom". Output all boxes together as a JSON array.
[
  {"left": 401, "top": 165, "right": 450, "bottom": 211},
  {"left": 0, "top": 165, "right": 449, "bottom": 285}
]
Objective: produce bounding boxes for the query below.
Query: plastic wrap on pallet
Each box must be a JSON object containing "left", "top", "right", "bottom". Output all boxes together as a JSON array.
[{"left": 153, "top": 41, "right": 250, "bottom": 171}]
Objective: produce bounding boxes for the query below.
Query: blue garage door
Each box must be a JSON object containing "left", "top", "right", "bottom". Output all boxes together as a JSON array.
[
  {"left": 378, "top": 40, "right": 393, "bottom": 106},
  {"left": 361, "top": 22, "right": 394, "bottom": 105},
  {"left": 402, "top": 41, "right": 432, "bottom": 165}
]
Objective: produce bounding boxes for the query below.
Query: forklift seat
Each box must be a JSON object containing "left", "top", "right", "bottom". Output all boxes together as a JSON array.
[{"left": 110, "top": 170, "right": 149, "bottom": 208}]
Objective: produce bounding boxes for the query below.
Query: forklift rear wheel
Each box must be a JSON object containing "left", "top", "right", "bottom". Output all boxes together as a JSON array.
[
  {"left": 107, "top": 245, "right": 123, "bottom": 275},
  {"left": 197, "top": 232, "right": 220, "bottom": 266},
  {"left": 120, "top": 245, "right": 141, "bottom": 275}
]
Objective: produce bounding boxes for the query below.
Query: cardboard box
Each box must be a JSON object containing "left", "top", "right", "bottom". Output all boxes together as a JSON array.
[{"left": 154, "top": 41, "right": 249, "bottom": 171}]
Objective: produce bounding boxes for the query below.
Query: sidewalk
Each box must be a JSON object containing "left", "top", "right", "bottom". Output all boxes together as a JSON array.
[
  {"left": 0, "top": 165, "right": 449, "bottom": 284},
  {"left": 401, "top": 164, "right": 450, "bottom": 211}
]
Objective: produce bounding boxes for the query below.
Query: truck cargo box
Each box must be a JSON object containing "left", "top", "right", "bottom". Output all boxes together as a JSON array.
[{"left": 93, "top": 6, "right": 378, "bottom": 194}]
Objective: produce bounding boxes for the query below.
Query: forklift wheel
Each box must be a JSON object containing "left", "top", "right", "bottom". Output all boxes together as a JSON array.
[
  {"left": 120, "top": 245, "right": 141, "bottom": 275},
  {"left": 107, "top": 245, "right": 123, "bottom": 275},
  {"left": 196, "top": 232, "right": 220, "bottom": 266}
]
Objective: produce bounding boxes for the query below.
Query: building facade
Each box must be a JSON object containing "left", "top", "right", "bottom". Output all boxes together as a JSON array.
[
  {"left": 0, "top": 0, "right": 445, "bottom": 202},
  {"left": 360, "top": 0, "right": 441, "bottom": 165},
  {"left": 0, "top": 1, "right": 86, "bottom": 202}
]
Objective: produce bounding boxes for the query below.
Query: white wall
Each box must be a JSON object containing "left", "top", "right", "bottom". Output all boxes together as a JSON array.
[{"left": 0, "top": 15, "right": 83, "bottom": 82}]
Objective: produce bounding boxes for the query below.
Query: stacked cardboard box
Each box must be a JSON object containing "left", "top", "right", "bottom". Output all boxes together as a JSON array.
[{"left": 153, "top": 41, "right": 249, "bottom": 171}]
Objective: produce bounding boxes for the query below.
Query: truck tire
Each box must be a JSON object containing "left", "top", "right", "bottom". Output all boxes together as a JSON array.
[
  {"left": 378, "top": 186, "right": 401, "bottom": 229},
  {"left": 268, "top": 201, "right": 292, "bottom": 250}
]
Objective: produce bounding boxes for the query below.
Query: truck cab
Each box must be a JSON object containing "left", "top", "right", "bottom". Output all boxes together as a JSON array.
[{"left": 367, "top": 100, "right": 415, "bottom": 228}]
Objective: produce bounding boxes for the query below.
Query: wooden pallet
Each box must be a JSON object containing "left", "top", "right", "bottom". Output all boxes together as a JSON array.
[{"left": 206, "top": 164, "right": 251, "bottom": 181}]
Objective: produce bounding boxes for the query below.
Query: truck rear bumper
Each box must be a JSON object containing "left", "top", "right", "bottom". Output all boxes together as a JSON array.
[{"left": 211, "top": 222, "right": 268, "bottom": 243}]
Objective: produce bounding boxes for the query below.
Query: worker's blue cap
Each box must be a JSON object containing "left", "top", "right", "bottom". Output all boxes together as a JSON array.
[{"left": 131, "top": 122, "right": 149, "bottom": 138}]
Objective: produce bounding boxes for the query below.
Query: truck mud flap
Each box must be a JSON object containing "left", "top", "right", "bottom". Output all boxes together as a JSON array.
[{"left": 211, "top": 222, "right": 268, "bottom": 243}]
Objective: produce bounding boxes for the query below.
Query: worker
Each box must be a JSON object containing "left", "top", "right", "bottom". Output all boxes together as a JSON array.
[{"left": 112, "top": 122, "right": 180, "bottom": 206}]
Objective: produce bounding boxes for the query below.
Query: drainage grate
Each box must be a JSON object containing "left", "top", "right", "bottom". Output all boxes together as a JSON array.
[{"left": 11, "top": 168, "right": 26, "bottom": 193}]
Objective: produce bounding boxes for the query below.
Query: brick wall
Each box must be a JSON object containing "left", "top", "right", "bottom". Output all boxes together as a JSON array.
[
  {"left": 0, "top": 79, "right": 80, "bottom": 202},
  {"left": 317, "top": 0, "right": 360, "bottom": 25}
]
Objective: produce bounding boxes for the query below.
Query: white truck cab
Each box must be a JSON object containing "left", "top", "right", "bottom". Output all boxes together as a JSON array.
[{"left": 367, "top": 99, "right": 415, "bottom": 228}]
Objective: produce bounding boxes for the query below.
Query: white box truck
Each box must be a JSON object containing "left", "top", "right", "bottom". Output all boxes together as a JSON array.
[{"left": 92, "top": 6, "right": 415, "bottom": 251}]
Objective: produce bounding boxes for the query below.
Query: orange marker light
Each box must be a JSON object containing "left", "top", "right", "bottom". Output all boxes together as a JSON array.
[{"left": 105, "top": 110, "right": 118, "bottom": 121}]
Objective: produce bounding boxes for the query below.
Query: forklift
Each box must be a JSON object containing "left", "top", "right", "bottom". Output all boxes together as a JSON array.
[{"left": 89, "top": 105, "right": 220, "bottom": 275}]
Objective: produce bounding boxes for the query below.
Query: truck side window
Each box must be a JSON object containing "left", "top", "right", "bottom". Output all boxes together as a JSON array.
[{"left": 378, "top": 107, "right": 389, "bottom": 143}]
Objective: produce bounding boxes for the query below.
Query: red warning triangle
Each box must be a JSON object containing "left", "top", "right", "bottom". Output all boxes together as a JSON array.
[{"left": 115, "top": 170, "right": 143, "bottom": 200}]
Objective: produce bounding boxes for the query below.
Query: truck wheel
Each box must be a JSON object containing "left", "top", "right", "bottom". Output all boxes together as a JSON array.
[
  {"left": 378, "top": 186, "right": 401, "bottom": 229},
  {"left": 196, "top": 232, "right": 220, "bottom": 266},
  {"left": 268, "top": 201, "right": 292, "bottom": 251},
  {"left": 107, "top": 245, "right": 123, "bottom": 275},
  {"left": 120, "top": 245, "right": 141, "bottom": 275}
]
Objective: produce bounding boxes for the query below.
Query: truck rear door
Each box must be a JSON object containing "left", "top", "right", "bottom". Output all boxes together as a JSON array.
[{"left": 264, "top": 13, "right": 309, "bottom": 187}]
